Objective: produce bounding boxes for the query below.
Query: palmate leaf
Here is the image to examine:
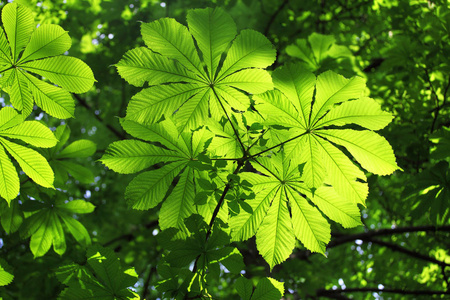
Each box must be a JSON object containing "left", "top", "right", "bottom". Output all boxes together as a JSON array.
[
  {"left": 101, "top": 118, "right": 223, "bottom": 233},
  {"left": 117, "top": 7, "right": 275, "bottom": 132},
  {"left": 286, "top": 32, "right": 356, "bottom": 75},
  {"left": 21, "top": 197, "right": 95, "bottom": 257},
  {"left": 255, "top": 63, "right": 399, "bottom": 205},
  {"left": 230, "top": 153, "right": 335, "bottom": 269},
  {"left": 0, "top": 107, "right": 56, "bottom": 204},
  {"left": 43, "top": 125, "right": 97, "bottom": 186},
  {"left": 57, "top": 244, "right": 139, "bottom": 300},
  {"left": 0, "top": 3, "right": 95, "bottom": 118}
]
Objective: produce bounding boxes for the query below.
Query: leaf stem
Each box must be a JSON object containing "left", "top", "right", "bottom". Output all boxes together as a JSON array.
[
  {"left": 247, "top": 127, "right": 270, "bottom": 152},
  {"left": 192, "top": 160, "right": 244, "bottom": 273},
  {"left": 248, "top": 131, "right": 308, "bottom": 159},
  {"left": 252, "top": 158, "right": 283, "bottom": 182},
  {"left": 211, "top": 86, "right": 247, "bottom": 153},
  {"left": 0, "top": 65, "right": 14, "bottom": 74}
]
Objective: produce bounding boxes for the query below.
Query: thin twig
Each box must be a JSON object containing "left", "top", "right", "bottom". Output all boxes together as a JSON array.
[
  {"left": 192, "top": 160, "right": 244, "bottom": 273},
  {"left": 211, "top": 87, "right": 246, "bottom": 153},
  {"left": 264, "top": 0, "right": 289, "bottom": 36},
  {"left": 73, "top": 94, "right": 125, "bottom": 139},
  {"left": 248, "top": 131, "right": 308, "bottom": 159}
]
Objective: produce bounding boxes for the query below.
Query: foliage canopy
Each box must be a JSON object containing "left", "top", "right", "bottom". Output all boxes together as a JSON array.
[{"left": 0, "top": 1, "right": 449, "bottom": 299}]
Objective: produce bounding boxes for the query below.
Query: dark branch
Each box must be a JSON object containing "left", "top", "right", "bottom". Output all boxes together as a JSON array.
[
  {"left": 317, "top": 287, "right": 450, "bottom": 296},
  {"left": 73, "top": 93, "right": 126, "bottom": 139},
  {"left": 264, "top": 0, "right": 289, "bottom": 36},
  {"left": 102, "top": 220, "right": 158, "bottom": 248},
  {"left": 141, "top": 265, "right": 156, "bottom": 299},
  {"left": 369, "top": 238, "right": 450, "bottom": 267},
  {"left": 328, "top": 225, "right": 450, "bottom": 248}
]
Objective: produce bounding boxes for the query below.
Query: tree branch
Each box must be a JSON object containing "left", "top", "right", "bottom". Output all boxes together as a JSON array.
[
  {"left": 317, "top": 287, "right": 450, "bottom": 297},
  {"left": 102, "top": 220, "right": 158, "bottom": 248},
  {"left": 73, "top": 93, "right": 126, "bottom": 139},
  {"left": 368, "top": 238, "right": 450, "bottom": 267},
  {"left": 192, "top": 160, "right": 244, "bottom": 273},
  {"left": 141, "top": 265, "right": 156, "bottom": 300},
  {"left": 264, "top": 0, "right": 289, "bottom": 36},
  {"left": 328, "top": 225, "right": 450, "bottom": 248},
  {"left": 211, "top": 87, "right": 246, "bottom": 153}
]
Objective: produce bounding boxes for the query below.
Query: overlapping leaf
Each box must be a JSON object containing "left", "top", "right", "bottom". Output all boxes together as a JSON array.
[
  {"left": 0, "top": 258, "right": 14, "bottom": 286},
  {"left": 286, "top": 32, "right": 357, "bottom": 76},
  {"left": 0, "top": 3, "right": 95, "bottom": 118},
  {"left": 116, "top": 7, "right": 275, "bottom": 132},
  {"left": 21, "top": 196, "right": 95, "bottom": 257},
  {"left": 0, "top": 107, "right": 57, "bottom": 205},
  {"left": 101, "top": 118, "right": 227, "bottom": 234},
  {"left": 230, "top": 153, "right": 337, "bottom": 269},
  {"left": 43, "top": 125, "right": 97, "bottom": 186},
  {"left": 57, "top": 245, "right": 139, "bottom": 299},
  {"left": 255, "top": 63, "right": 398, "bottom": 205}
]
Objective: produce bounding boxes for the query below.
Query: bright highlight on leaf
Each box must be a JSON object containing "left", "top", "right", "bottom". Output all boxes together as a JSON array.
[
  {"left": 255, "top": 63, "right": 399, "bottom": 205},
  {"left": 116, "top": 7, "right": 275, "bottom": 132},
  {"left": 57, "top": 245, "right": 139, "bottom": 299},
  {"left": 0, "top": 107, "right": 56, "bottom": 204},
  {"left": 21, "top": 196, "right": 95, "bottom": 258},
  {"left": 0, "top": 2, "right": 95, "bottom": 119}
]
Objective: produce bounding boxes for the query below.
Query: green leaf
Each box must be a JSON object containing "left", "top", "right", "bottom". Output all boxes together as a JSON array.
[
  {"left": 59, "top": 215, "right": 92, "bottom": 246},
  {"left": 256, "top": 65, "right": 398, "bottom": 208},
  {"left": 125, "top": 161, "right": 187, "bottom": 210},
  {"left": 58, "top": 245, "right": 139, "bottom": 299},
  {"left": 217, "top": 29, "right": 276, "bottom": 80},
  {"left": 318, "top": 129, "right": 399, "bottom": 175},
  {"left": 0, "top": 27, "right": 11, "bottom": 65},
  {"left": 21, "top": 56, "right": 95, "bottom": 93},
  {"left": 125, "top": 83, "right": 203, "bottom": 125},
  {"left": 56, "top": 199, "right": 95, "bottom": 214},
  {"left": 251, "top": 277, "right": 284, "bottom": 300},
  {"left": 0, "top": 198, "right": 23, "bottom": 233},
  {"left": 23, "top": 71, "right": 75, "bottom": 119},
  {"left": 256, "top": 189, "right": 296, "bottom": 269},
  {"left": 121, "top": 118, "right": 190, "bottom": 155},
  {"left": 0, "top": 258, "right": 14, "bottom": 286},
  {"left": 0, "top": 3, "right": 95, "bottom": 117},
  {"left": 218, "top": 69, "right": 273, "bottom": 94},
  {"left": 118, "top": 8, "right": 275, "bottom": 132},
  {"left": 0, "top": 121, "right": 57, "bottom": 148},
  {"left": 141, "top": 18, "right": 204, "bottom": 78},
  {"left": 56, "top": 160, "right": 95, "bottom": 184},
  {"left": 101, "top": 139, "right": 180, "bottom": 174},
  {"left": 19, "top": 24, "right": 71, "bottom": 63},
  {"left": 298, "top": 185, "right": 362, "bottom": 228},
  {"left": 0, "top": 144, "right": 19, "bottom": 203},
  {"left": 116, "top": 46, "right": 200, "bottom": 87},
  {"left": 10, "top": 69, "right": 33, "bottom": 117},
  {"left": 0, "top": 106, "right": 22, "bottom": 131},
  {"left": 272, "top": 64, "right": 316, "bottom": 128},
  {"left": 57, "top": 139, "right": 96, "bottom": 159},
  {"left": 0, "top": 137, "right": 54, "bottom": 188},
  {"left": 159, "top": 169, "right": 196, "bottom": 233},
  {"left": 315, "top": 136, "right": 368, "bottom": 204},
  {"left": 22, "top": 198, "right": 94, "bottom": 257},
  {"left": 1, "top": 2, "right": 34, "bottom": 61},
  {"left": 235, "top": 276, "right": 253, "bottom": 300},
  {"left": 230, "top": 183, "right": 279, "bottom": 241},
  {"left": 315, "top": 97, "right": 394, "bottom": 130},
  {"left": 311, "top": 71, "right": 365, "bottom": 124},
  {"left": 285, "top": 186, "right": 331, "bottom": 254},
  {"left": 187, "top": 7, "right": 237, "bottom": 79}
]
